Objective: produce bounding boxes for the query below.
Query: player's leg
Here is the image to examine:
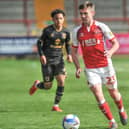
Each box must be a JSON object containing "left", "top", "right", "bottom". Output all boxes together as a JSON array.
[
  {"left": 52, "top": 62, "right": 66, "bottom": 112},
  {"left": 52, "top": 74, "right": 65, "bottom": 112},
  {"left": 105, "top": 75, "right": 128, "bottom": 125},
  {"left": 90, "top": 84, "right": 117, "bottom": 129},
  {"left": 37, "top": 64, "right": 54, "bottom": 89},
  {"left": 29, "top": 64, "right": 54, "bottom": 95},
  {"left": 85, "top": 69, "right": 117, "bottom": 129}
]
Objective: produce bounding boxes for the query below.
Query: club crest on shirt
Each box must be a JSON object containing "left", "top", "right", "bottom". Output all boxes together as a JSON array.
[
  {"left": 94, "top": 28, "right": 102, "bottom": 34},
  {"left": 50, "top": 33, "right": 54, "bottom": 37},
  {"left": 79, "top": 33, "right": 84, "bottom": 37},
  {"left": 62, "top": 33, "right": 66, "bottom": 39}
]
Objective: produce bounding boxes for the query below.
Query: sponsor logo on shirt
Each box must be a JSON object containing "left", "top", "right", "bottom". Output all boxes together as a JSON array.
[
  {"left": 81, "top": 38, "right": 100, "bottom": 46},
  {"left": 50, "top": 38, "right": 62, "bottom": 48}
]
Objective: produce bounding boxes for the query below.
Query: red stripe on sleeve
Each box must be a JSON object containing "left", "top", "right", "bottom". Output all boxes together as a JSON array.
[{"left": 72, "top": 45, "right": 78, "bottom": 48}]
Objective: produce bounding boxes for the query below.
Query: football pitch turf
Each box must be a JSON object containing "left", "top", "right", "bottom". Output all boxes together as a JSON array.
[{"left": 0, "top": 55, "right": 129, "bottom": 129}]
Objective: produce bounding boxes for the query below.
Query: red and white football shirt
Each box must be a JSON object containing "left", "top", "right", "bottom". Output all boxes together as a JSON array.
[{"left": 72, "top": 21, "right": 115, "bottom": 68}]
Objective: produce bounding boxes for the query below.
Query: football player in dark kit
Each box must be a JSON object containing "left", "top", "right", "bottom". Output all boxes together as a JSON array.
[{"left": 29, "top": 9, "right": 72, "bottom": 112}]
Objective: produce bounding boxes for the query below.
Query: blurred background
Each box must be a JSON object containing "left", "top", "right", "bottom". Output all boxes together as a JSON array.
[
  {"left": 0, "top": 0, "right": 129, "bottom": 56},
  {"left": 0, "top": 1, "right": 128, "bottom": 129}
]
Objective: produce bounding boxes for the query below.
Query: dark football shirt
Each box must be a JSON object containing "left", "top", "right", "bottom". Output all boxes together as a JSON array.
[{"left": 37, "top": 25, "right": 71, "bottom": 64}]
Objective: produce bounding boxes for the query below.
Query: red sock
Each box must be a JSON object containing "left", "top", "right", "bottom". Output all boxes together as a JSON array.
[
  {"left": 115, "top": 97, "right": 123, "bottom": 111},
  {"left": 99, "top": 102, "right": 113, "bottom": 120}
]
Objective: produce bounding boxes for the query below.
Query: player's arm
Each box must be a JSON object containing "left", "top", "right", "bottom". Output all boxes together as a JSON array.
[
  {"left": 65, "top": 32, "right": 73, "bottom": 63},
  {"left": 37, "top": 39, "right": 44, "bottom": 56},
  {"left": 37, "top": 39, "right": 47, "bottom": 65},
  {"left": 37, "top": 29, "right": 46, "bottom": 56},
  {"left": 101, "top": 23, "right": 119, "bottom": 58},
  {"left": 72, "top": 46, "right": 81, "bottom": 78},
  {"left": 104, "top": 38, "right": 119, "bottom": 58},
  {"left": 71, "top": 26, "right": 82, "bottom": 78},
  {"left": 37, "top": 30, "right": 47, "bottom": 65}
]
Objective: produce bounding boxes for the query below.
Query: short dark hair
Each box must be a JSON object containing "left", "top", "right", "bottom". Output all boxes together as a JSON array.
[
  {"left": 51, "top": 9, "right": 65, "bottom": 18},
  {"left": 79, "top": 1, "right": 95, "bottom": 10}
]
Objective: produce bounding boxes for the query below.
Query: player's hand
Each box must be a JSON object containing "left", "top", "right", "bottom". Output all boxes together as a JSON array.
[
  {"left": 76, "top": 68, "right": 82, "bottom": 78},
  {"left": 40, "top": 55, "right": 47, "bottom": 65},
  {"left": 67, "top": 55, "right": 73, "bottom": 63},
  {"left": 104, "top": 50, "right": 113, "bottom": 58}
]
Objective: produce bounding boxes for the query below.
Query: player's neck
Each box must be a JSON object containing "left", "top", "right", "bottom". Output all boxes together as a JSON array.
[
  {"left": 53, "top": 24, "right": 63, "bottom": 32},
  {"left": 84, "top": 20, "right": 94, "bottom": 27}
]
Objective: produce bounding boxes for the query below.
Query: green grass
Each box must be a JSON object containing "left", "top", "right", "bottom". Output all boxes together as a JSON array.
[{"left": 0, "top": 55, "right": 129, "bottom": 129}]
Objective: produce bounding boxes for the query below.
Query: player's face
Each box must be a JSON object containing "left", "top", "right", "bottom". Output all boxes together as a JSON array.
[
  {"left": 79, "top": 8, "right": 94, "bottom": 25},
  {"left": 52, "top": 13, "right": 64, "bottom": 28}
]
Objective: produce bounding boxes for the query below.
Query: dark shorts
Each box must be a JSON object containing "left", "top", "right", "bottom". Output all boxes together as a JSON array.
[{"left": 41, "top": 61, "right": 66, "bottom": 82}]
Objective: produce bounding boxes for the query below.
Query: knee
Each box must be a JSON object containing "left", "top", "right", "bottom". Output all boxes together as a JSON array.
[
  {"left": 44, "top": 82, "right": 52, "bottom": 90},
  {"left": 90, "top": 85, "right": 100, "bottom": 93},
  {"left": 90, "top": 85, "right": 105, "bottom": 103},
  {"left": 108, "top": 89, "right": 121, "bottom": 100},
  {"left": 58, "top": 81, "right": 65, "bottom": 86},
  {"left": 57, "top": 78, "right": 65, "bottom": 86}
]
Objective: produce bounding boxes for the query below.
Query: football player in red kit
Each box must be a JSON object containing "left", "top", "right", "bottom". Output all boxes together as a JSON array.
[{"left": 72, "top": 1, "right": 128, "bottom": 129}]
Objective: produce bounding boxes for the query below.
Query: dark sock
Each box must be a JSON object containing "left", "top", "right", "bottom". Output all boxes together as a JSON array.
[
  {"left": 37, "top": 82, "right": 45, "bottom": 89},
  {"left": 54, "top": 86, "right": 64, "bottom": 104}
]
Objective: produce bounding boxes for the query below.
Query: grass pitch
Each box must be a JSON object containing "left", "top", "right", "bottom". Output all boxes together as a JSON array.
[{"left": 0, "top": 55, "right": 129, "bottom": 129}]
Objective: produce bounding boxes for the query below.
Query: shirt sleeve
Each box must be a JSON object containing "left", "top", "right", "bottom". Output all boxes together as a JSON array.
[
  {"left": 40, "top": 29, "right": 46, "bottom": 41},
  {"left": 65, "top": 31, "right": 72, "bottom": 55},
  {"left": 37, "top": 39, "right": 44, "bottom": 56},
  {"left": 101, "top": 23, "right": 115, "bottom": 41},
  {"left": 37, "top": 29, "right": 46, "bottom": 56},
  {"left": 72, "top": 26, "right": 81, "bottom": 48}
]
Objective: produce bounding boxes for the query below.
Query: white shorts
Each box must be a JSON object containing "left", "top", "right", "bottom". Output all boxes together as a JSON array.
[{"left": 84, "top": 64, "right": 117, "bottom": 89}]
